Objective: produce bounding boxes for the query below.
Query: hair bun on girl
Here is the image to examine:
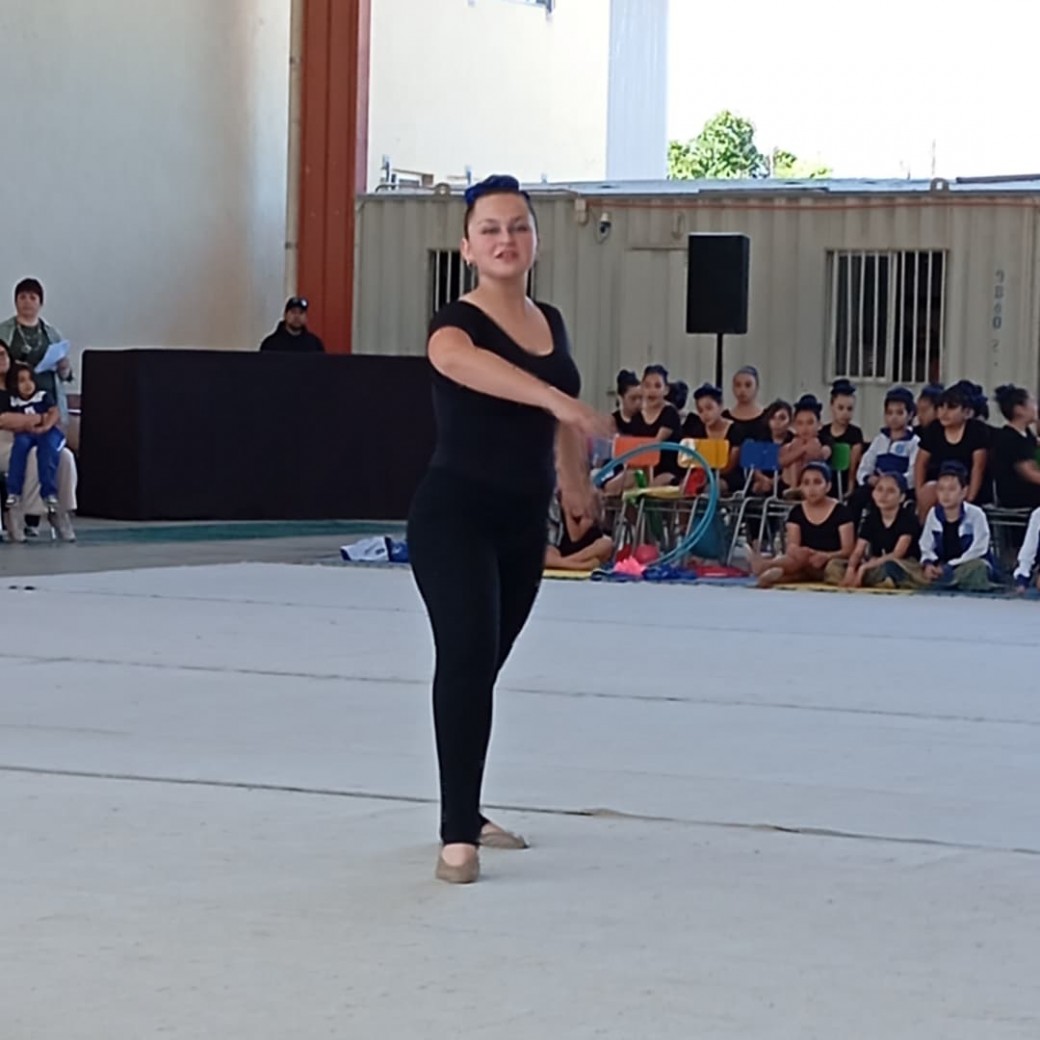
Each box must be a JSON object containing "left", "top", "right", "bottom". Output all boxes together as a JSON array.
[
  {"left": 616, "top": 369, "right": 639, "bottom": 394},
  {"left": 692, "top": 382, "right": 723, "bottom": 403},
  {"left": 794, "top": 393, "right": 823, "bottom": 417},
  {"left": 830, "top": 378, "right": 856, "bottom": 396},
  {"left": 994, "top": 384, "right": 1016, "bottom": 405},
  {"left": 666, "top": 380, "right": 689, "bottom": 410}
]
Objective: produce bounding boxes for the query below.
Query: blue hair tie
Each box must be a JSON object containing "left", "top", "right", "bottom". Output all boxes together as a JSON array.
[{"left": 803, "top": 460, "right": 833, "bottom": 485}]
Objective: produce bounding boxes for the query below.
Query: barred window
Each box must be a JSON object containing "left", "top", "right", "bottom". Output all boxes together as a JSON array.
[
  {"left": 428, "top": 250, "right": 537, "bottom": 317},
  {"left": 828, "top": 250, "right": 946, "bottom": 384}
]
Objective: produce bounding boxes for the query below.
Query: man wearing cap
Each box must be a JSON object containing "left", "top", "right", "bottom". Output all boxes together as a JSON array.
[{"left": 259, "top": 297, "right": 325, "bottom": 354}]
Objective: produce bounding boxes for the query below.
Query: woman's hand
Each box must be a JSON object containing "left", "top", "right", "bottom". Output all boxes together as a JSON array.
[
  {"left": 549, "top": 392, "right": 614, "bottom": 440},
  {"left": 808, "top": 551, "right": 830, "bottom": 570},
  {"left": 56, "top": 358, "right": 73, "bottom": 380},
  {"left": 560, "top": 483, "right": 600, "bottom": 524}
]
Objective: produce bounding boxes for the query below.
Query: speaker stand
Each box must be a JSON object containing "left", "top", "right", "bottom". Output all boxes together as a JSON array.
[{"left": 715, "top": 333, "right": 725, "bottom": 388}]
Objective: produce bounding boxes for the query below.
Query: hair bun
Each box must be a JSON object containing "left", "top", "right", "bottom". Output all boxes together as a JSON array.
[
  {"left": 667, "top": 379, "right": 690, "bottom": 410},
  {"left": 464, "top": 174, "right": 524, "bottom": 207},
  {"left": 831, "top": 378, "right": 856, "bottom": 396},
  {"left": 616, "top": 369, "right": 639, "bottom": 394},
  {"left": 994, "top": 384, "right": 1015, "bottom": 403}
]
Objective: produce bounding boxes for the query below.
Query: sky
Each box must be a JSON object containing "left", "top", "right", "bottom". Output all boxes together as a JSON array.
[{"left": 667, "top": 0, "right": 1040, "bottom": 179}]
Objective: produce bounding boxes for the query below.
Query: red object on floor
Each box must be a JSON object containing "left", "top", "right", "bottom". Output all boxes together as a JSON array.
[{"left": 634, "top": 545, "right": 660, "bottom": 565}]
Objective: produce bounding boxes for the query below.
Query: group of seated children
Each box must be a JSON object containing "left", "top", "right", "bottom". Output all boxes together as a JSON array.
[
  {"left": 748, "top": 460, "right": 995, "bottom": 591},
  {"left": 547, "top": 361, "right": 1040, "bottom": 591}
]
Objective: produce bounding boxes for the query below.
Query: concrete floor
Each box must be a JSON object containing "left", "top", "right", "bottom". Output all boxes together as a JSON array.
[{"left": 1, "top": 558, "right": 1038, "bottom": 1038}]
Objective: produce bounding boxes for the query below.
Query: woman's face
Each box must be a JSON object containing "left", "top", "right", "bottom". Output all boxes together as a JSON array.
[
  {"left": 938, "top": 401, "right": 966, "bottom": 428},
  {"left": 793, "top": 410, "right": 819, "bottom": 438},
  {"left": 461, "top": 193, "right": 536, "bottom": 282},
  {"left": 0, "top": 346, "right": 10, "bottom": 379},
  {"left": 831, "top": 394, "right": 855, "bottom": 426},
  {"left": 1019, "top": 396, "right": 1039, "bottom": 425},
  {"left": 872, "top": 476, "right": 903, "bottom": 511},
  {"left": 15, "top": 291, "right": 41, "bottom": 325},
  {"left": 695, "top": 395, "right": 722, "bottom": 426},
  {"left": 732, "top": 372, "right": 758, "bottom": 406},
  {"left": 801, "top": 467, "right": 829, "bottom": 503},
  {"left": 620, "top": 385, "right": 643, "bottom": 416},
  {"left": 768, "top": 409, "right": 791, "bottom": 439},
  {"left": 642, "top": 373, "right": 666, "bottom": 405}
]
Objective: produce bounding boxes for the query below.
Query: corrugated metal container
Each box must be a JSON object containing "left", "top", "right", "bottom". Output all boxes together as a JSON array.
[{"left": 354, "top": 179, "right": 1040, "bottom": 424}]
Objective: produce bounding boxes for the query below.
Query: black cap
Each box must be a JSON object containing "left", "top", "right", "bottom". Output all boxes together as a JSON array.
[{"left": 285, "top": 296, "right": 308, "bottom": 313}]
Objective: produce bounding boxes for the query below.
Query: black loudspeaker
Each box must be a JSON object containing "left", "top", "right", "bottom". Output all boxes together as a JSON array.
[{"left": 686, "top": 233, "right": 751, "bottom": 335}]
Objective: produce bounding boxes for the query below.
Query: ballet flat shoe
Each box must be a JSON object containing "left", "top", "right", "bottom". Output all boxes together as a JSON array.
[
  {"left": 436, "top": 851, "right": 480, "bottom": 884},
  {"left": 479, "top": 826, "right": 529, "bottom": 850}
]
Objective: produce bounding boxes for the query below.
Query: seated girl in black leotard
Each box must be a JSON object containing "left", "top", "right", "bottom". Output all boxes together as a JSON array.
[
  {"left": 750, "top": 461, "right": 854, "bottom": 587},
  {"left": 750, "top": 399, "right": 794, "bottom": 496},
  {"left": 914, "top": 384, "right": 989, "bottom": 520},
  {"left": 992, "top": 384, "right": 1040, "bottom": 509},
  {"left": 545, "top": 511, "right": 614, "bottom": 572},
  {"left": 612, "top": 369, "right": 644, "bottom": 435},
  {"left": 723, "top": 365, "right": 769, "bottom": 445},
  {"left": 819, "top": 379, "right": 865, "bottom": 497},
  {"left": 640, "top": 363, "right": 683, "bottom": 486},
  {"left": 915, "top": 384, "right": 943, "bottom": 435},
  {"left": 682, "top": 382, "right": 740, "bottom": 493}
]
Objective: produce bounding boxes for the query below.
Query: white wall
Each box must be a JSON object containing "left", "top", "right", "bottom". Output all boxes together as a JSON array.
[
  {"left": 0, "top": 0, "right": 292, "bottom": 369},
  {"left": 367, "top": 0, "right": 612, "bottom": 187},
  {"left": 607, "top": 0, "right": 669, "bottom": 180}
]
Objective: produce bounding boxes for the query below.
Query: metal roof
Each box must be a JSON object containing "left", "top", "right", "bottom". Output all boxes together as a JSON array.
[
  {"left": 525, "top": 174, "right": 1040, "bottom": 197},
  {"left": 367, "top": 174, "right": 1040, "bottom": 200}
]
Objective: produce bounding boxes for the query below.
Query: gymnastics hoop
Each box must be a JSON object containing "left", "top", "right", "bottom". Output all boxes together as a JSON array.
[{"left": 592, "top": 441, "right": 721, "bottom": 571}]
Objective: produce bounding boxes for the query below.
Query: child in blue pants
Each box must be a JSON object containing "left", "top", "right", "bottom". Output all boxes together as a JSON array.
[{"left": 5, "top": 361, "right": 65, "bottom": 514}]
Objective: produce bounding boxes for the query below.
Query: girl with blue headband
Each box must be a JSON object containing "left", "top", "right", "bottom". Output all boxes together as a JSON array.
[{"left": 408, "top": 175, "right": 612, "bottom": 884}]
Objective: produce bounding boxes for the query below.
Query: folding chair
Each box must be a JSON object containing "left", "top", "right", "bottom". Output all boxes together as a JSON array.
[
  {"left": 829, "top": 442, "right": 852, "bottom": 500},
  {"left": 726, "top": 441, "right": 780, "bottom": 563},
  {"left": 984, "top": 505, "right": 1034, "bottom": 573}
]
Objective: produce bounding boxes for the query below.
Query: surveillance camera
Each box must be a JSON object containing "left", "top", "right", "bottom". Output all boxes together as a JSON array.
[{"left": 598, "top": 212, "right": 613, "bottom": 236}]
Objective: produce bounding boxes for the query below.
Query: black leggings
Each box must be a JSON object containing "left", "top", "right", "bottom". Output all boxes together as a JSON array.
[{"left": 408, "top": 467, "right": 549, "bottom": 846}]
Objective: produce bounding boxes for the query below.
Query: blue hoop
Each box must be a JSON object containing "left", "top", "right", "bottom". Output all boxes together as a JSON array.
[{"left": 592, "top": 441, "right": 721, "bottom": 571}]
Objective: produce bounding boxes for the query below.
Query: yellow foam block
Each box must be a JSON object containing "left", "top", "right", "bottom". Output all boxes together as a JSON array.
[{"left": 543, "top": 568, "right": 594, "bottom": 580}]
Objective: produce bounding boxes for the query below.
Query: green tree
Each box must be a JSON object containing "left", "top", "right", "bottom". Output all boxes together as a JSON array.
[{"left": 668, "top": 111, "right": 830, "bottom": 180}]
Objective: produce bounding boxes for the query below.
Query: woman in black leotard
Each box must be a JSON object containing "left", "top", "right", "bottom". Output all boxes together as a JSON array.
[{"left": 408, "top": 176, "right": 610, "bottom": 884}]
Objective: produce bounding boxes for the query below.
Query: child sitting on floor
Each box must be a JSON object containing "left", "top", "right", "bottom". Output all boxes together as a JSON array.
[
  {"left": 1012, "top": 507, "right": 1040, "bottom": 593},
  {"left": 919, "top": 461, "right": 995, "bottom": 591},
  {"left": 751, "top": 461, "right": 854, "bottom": 588},
  {"left": 827, "top": 472, "right": 922, "bottom": 589},
  {"left": 545, "top": 511, "right": 614, "bottom": 572}
]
